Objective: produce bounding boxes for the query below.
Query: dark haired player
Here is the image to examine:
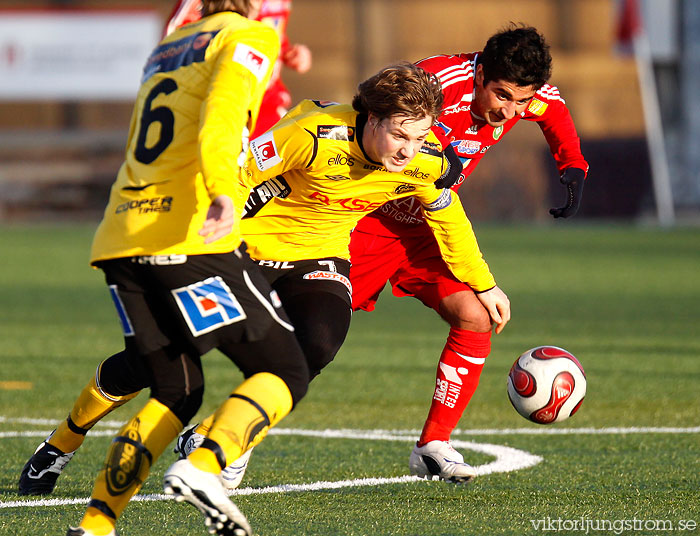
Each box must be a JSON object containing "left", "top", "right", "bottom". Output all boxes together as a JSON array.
[{"left": 350, "top": 25, "right": 589, "bottom": 483}]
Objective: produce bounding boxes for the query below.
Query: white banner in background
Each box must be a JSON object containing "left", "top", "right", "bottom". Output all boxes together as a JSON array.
[{"left": 0, "top": 10, "right": 161, "bottom": 100}]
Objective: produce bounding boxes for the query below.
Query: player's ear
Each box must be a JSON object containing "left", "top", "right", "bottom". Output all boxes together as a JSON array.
[{"left": 474, "top": 64, "right": 484, "bottom": 87}]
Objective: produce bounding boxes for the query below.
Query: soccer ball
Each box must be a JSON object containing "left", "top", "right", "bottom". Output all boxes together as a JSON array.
[{"left": 507, "top": 346, "right": 586, "bottom": 424}]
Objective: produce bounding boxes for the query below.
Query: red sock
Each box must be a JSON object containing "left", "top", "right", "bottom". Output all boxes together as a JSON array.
[{"left": 418, "top": 327, "right": 491, "bottom": 446}]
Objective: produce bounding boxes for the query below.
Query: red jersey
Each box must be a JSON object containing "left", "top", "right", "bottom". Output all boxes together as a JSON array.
[
  {"left": 357, "top": 52, "right": 588, "bottom": 237},
  {"left": 256, "top": 0, "right": 292, "bottom": 89}
]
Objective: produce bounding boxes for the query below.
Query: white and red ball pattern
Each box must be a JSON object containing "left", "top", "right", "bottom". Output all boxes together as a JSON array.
[{"left": 507, "top": 346, "right": 586, "bottom": 424}]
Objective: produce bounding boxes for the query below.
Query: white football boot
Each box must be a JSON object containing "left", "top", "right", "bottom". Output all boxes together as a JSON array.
[
  {"left": 175, "top": 425, "right": 253, "bottom": 489},
  {"left": 163, "top": 459, "right": 252, "bottom": 536},
  {"left": 409, "top": 440, "right": 477, "bottom": 484}
]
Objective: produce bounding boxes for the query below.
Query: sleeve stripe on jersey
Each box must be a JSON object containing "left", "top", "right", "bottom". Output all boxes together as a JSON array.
[
  {"left": 536, "top": 84, "right": 565, "bottom": 103},
  {"left": 435, "top": 62, "right": 474, "bottom": 90},
  {"left": 303, "top": 128, "right": 319, "bottom": 168}
]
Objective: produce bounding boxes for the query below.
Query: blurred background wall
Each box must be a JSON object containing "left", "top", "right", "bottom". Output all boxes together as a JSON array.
[{"left": 0, "top": 0, "right": 696, "bottom": 224}]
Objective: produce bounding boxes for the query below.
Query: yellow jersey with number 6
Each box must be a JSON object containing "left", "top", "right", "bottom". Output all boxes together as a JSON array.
[{"left": 90, "top": 11, "right": 279, "bottom": 264}]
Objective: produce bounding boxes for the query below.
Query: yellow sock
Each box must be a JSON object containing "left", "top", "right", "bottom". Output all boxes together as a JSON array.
[
  {"left": 80, "top": 399, "right": 182, "bottom": 534},
  {"left": 49, "top": 365, "right": 140, "bottom": 454},
  {"left": 204, "top": 373, "right": 292, "bottom": 466},
  {"left": 188, "top": 446, "right": 223, "bottom": 474},
  {"left": 194, "top": 413, "right": 215, "bottom": 436}
]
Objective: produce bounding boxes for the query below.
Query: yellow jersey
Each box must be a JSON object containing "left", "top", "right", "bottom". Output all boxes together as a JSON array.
[
  {"left": 239, "top": 100, "right": 496, "bottom": 292},
  {"left": 90, "top": 12, "right": 279, "bottom": 263}
]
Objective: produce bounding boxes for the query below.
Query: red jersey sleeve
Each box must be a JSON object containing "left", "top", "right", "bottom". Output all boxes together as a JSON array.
[{"left": 525, "top": 84, "right": 589, "bottom": 176}]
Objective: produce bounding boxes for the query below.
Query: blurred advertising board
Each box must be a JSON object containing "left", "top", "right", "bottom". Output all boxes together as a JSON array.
[{"left": 0, "top": 9, "right": 161, "bottom": 100}]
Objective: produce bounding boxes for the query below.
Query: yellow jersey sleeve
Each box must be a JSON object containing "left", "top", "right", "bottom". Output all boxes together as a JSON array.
[
  {"left": 418, "top": 188, "right": 496, "bottom": 292},
  {"left": 200, "top": 26, "right": 280, "bottom": 202}
]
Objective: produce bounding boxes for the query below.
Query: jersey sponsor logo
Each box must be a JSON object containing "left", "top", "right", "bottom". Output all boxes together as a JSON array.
[
  {"left": 419, "top": 140, "right": 442, "bottom": 157},
  {"left": 142, "top": 30, "right": 218, "bottom": 82},
  {"left": 233, "top": 43, "right": 271, "bottom": 81},
  {"left": 327, "top": 154, "right": 355, "bottom": 167},
  {"left": 528, "top": 98, "right": 548, "bottom": 116},
  {"left": 493, "top": 126, "right": 504, "bottom": 140},
  {"left": 443, "top": 104, "right": 470, "bottom": 115},
  {"left": 423, "top": 188, "right": 452, "bottom": 212},
  {"left": 172, "top": 276, "right": 247, "bottom": 336},
  {"left": 363, "top": 163, "right": 387, "bottom": 172},
  {"left": 250, "top": 131, "right": 282, "bottom": 171},
  {"left": 454, "top": 139, "right": 481, "bottom": 156},
  {"left": 317, "top": 125, "right": 355, "bottom": 142},
  {"left": 132, "top": 254, "right": 187, "bottom": 266},
  {"left": 242, "top": 175, "right": 291, "bottom": 218},
  {"left": 395, "top": 184, "right": 416, "bottom": 194},
  {"left": 325, "top": 175, "right": 352, "bottom": 181},
  {"left": 115, "top": 196, "right": 172, "bottom": 215},
  {"left": 303, "top": 270, "right": 352, "bottom": 294},
  {"left": 257, "top": 260, "right": 296, "bottom": 269},
  {"left": 109, "top": 285, "right": 134, "bottom": 337},
  {"left": 403, "top": 167, "right": 431, "bottom": 180},
  {"left": 309, "top": 191, "right": 383, "bottom": 212}
]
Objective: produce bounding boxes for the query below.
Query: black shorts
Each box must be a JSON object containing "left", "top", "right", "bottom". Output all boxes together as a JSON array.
[
  {"left": 97, "top": 250, "right": 295, "bottom": 358},
  {"left": 252, "top": 257, "right": 352, "bottom": 306}
]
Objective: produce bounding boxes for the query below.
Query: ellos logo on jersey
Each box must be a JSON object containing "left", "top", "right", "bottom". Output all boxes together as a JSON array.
[
  {"left": 251, "top": 131, "right": 282, "bottom": 171},
  {"left": 172, "top": 276, "right": 247, "bottom": 336},
  {"left": 233, "top": 43, "right": 270, "bottom": 81}
]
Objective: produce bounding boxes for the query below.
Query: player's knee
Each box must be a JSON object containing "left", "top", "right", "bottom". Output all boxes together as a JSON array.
[
  {"left": 304, "top": 337, "right": 344, "bottom": 379},
  {"left": 145, "top": 347, "right": 205, "bottom": 425},
  {"left": 440, "top": 291, "right": 492, "bottom": 332},
  {"left": 98, "top": 349, "right": 150, "bottom": 397}
]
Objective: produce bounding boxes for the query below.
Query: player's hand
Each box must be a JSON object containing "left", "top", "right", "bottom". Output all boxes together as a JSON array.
[
  {"left": 283, "top": 44, "right": 312, "bottom": 73},
  {"left": 475, "top": 285, "right": 511, "bottom": 334},
  {"left": 199, "top": 195, "right": 235, "bottom": 244},
  {"left": 549, "top": 167, "right": 586, "bottom": 218}
]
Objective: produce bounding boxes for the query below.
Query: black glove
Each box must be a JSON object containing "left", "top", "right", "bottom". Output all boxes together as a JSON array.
[
  {"left": 549, "top": 167, "right": 586, "bottom": 218},
  {"left": 434, "top": 144, "right": 463, "bottom": 189}
]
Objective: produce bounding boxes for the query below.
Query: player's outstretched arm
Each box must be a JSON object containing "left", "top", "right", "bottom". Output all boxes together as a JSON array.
[
  {"left": 199, "top": 194, "right": 235, "bottom": 244},
  {"left": 475, "top": 285, "right": 511, "bottom": 334}
]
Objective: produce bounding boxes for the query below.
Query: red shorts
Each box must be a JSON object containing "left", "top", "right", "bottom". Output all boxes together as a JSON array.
[{"left": 349, "top": 229, "right": 471, "bottom": 312}]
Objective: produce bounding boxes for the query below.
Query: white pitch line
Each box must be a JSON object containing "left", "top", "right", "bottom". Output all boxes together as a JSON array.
[
  {"left": 0, "top": 429, "right": 541, "bottom": 510},
  {"left": 2, "top": 416, "right": 698, "bottom": 436}
]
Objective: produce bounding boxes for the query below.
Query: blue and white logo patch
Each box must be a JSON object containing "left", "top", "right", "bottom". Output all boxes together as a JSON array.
[
  {"left": 172, "top": 276, "right": 247, "bottom": 337},
  {"left": 109, "top": 285, "right": 134, "bottom": 337}
]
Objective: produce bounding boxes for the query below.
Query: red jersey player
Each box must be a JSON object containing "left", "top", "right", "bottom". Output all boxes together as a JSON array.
[
  {"left": 164, "top": 0, "right": 311, "bottom": 138},
  {"left": 350, "top": 25, "right": 589, "bottom": 483}
]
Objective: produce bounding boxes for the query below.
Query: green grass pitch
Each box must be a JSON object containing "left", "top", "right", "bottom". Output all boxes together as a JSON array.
[{"left": 1, "top": 223, "right": 699, "bottom": 535}]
